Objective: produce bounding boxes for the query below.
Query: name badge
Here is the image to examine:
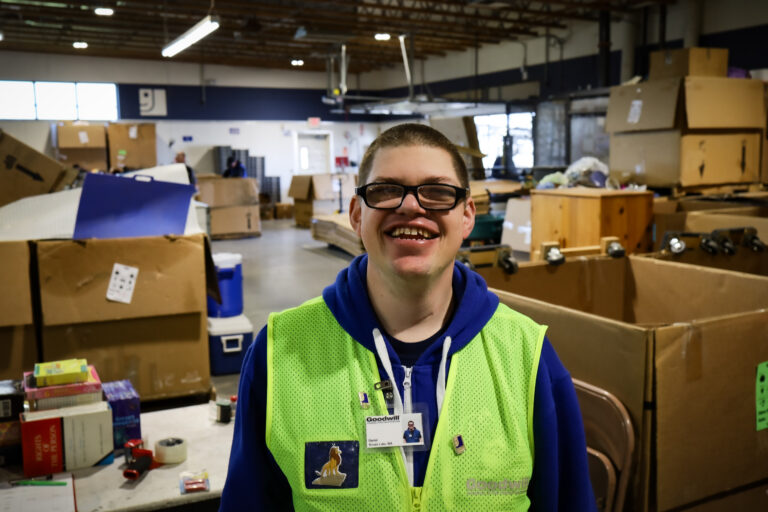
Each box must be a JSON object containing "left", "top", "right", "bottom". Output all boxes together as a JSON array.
[{"left": 365, "top": 413, "right": 424, "bottom": 449}]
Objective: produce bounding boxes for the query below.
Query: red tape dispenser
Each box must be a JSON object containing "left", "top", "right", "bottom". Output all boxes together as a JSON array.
[{"left": 123, "top": 439, "right": 162, "bottom": 480}]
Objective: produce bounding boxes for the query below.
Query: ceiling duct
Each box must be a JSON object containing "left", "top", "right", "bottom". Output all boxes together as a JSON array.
[{"left": 294, "top": 26, "right": 351, "bottom": 43}]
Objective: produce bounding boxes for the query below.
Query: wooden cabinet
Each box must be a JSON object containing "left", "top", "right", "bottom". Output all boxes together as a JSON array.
[{"left": 531, "top": 187, "right": 654, "bottom": 255}]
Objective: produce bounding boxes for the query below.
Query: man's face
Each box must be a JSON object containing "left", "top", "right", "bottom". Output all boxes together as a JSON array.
[
  {"left": 350, "top": 145, "right": 475, "bottom": 282},
  {"left": 408, "top": 421, "right": 415, "bottom": 431}
]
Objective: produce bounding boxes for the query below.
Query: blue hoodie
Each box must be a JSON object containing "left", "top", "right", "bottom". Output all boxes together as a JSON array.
[{"left": 220, "top": 255, "right": 595, "bottom": 511}]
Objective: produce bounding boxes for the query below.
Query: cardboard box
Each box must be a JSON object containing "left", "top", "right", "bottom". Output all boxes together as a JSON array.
[
  {"left": 56, "top": 122, "right": 109, "bottom": 170},
  {"left": 610, "top": 131, "right": 762, "bottom": 187},
  {"left": 36, "top": 235, "right": 211, "bottom": 401},
  {"left": 260, "top": 203, "right": 275, "bottom": 220},
  {"left": 530, "top": 187, "right": 653, "bottom": 255},
  {"left": 500, "top": 197, "right": 531, "bottom": 252},
  {"left": 481, "top": 256, "right": 768, "bottom": 511},
  {"left": 0, "top": 242, "right": 36, "bottom": 380},
  {"left": 210, "top": 205, "right": 261, "bottom": 239},
  {"left": 288, "top": 174, "right": 356, "bottom": 228},
  {"left": 107, "top": 123, "right": 157, "bottom": 170},
  {"left": 197, "top": 176, "right": 259, "bottom": 207},
  {"left": 643, "top": 249, "right": 768, "bottom": 277},
  {"left": 605, "top": 77, "right": 766, "bottom": 133},
  {"left": 682, "top": 482, "right": 768, "bottom": 511},
  {"left": 0, "top": 129, "right": 76, "bottom": 208},
  {"left": 649, "top": 47, "right": 729, "bottom": 80},
  {"left": 275, "top": 203, "right": 294, "bottom": 219}
]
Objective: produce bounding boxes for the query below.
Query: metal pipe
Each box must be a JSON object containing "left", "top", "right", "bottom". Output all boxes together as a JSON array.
[
  {"left": 598, "top": 10, "right": 611, "bottom": 88},
  {"left": 658, "top": 3, "right": 667, "bottom": 49},
  {"left": 684, "top": 0, "right": 702, "bottom": 47},
  {"left": 340, "top": 44, "right": 348, "bottom": 96},
  {"left": 398, "top": 34, "right": 414, "bottom": 100}
]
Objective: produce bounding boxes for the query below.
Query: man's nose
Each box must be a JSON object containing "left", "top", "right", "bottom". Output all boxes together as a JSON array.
[{"left": 398, "top": 189, "right": 424, "bottom": 212}]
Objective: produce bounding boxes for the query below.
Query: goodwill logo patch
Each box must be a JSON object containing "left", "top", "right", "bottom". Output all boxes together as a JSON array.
[{"left": 304, "top": 441, "right": 359, "bottom": 489}]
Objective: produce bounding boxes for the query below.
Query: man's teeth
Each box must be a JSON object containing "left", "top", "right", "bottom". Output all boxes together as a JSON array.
[{"left": 390, "top": 227, "right": 436, "bottom": 239}]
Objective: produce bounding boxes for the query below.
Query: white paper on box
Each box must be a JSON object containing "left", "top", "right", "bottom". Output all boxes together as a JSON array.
[
  {"left": 129, "top": 125, "right": 138, "bottom": 139},
  {"left": 106, "top": 263, "right": 139, "bottom": 304},
  {"left": 78, "top": 130, "right": 90, "bottom": 145},
  {"left": 627, "top": 99, "right": 643, "bottom": 124}
]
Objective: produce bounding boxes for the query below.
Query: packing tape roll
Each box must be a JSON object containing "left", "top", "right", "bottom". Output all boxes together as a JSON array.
[{"left": 155, "top": 437, "right": 187, "bottom": 464}]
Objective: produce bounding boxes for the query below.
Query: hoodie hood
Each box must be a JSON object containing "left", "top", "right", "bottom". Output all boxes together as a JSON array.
[{"left": 322, "top": 254, "right": 499, "bottom": 367}]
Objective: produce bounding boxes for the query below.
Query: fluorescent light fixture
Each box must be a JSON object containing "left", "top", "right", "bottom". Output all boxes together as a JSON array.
[
  {"left": 73, "top": 41, "right": 88, "bottom": 49},
  {"left": 291, "top": 59, "right": 304, "bottom": 66},
  {"left": 0, "top": 32, "right": 4, "bottom": 42},
  {"left": 162, "top": 15, "right": 220, "bottom": 58},
  {"left": 374, "top": 33, "right": 391, "bottom": 41},
  {"left": 94, "top": 7, "right": 114, "bottom": 16}
]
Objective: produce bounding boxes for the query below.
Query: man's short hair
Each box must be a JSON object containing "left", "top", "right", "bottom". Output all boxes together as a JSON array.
[
  {"left": 358, "top": 123, "right": 469, "bottom": 189},
  {"left": 408, "top": 421, "right": 414, "bottom": 426}
]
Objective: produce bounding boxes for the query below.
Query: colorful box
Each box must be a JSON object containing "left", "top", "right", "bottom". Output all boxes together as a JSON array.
[{"left": 102, "top": 380, "right": 141, "bottom": 451}]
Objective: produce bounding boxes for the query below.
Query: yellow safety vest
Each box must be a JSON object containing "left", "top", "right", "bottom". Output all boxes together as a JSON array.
[{"left": 266, "top": 296, "right": 545, "bottom": 511}]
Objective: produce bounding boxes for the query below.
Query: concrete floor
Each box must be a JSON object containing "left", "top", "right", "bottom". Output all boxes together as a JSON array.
[{"left": 209, "top": 219, "right": 353, "bottom": 398}]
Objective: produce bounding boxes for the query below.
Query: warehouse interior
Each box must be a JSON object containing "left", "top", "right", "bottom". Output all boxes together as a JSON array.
[{"left": 1, "top": 0, "right": 767, "bottom": 510}]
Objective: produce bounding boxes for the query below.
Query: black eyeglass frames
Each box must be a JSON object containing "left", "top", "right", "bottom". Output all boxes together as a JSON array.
[{"left": 355, "top": 183, "right": 469, "bottom": 211}]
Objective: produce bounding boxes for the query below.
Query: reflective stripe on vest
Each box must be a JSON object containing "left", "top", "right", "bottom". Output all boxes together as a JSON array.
[{"left": 266, "top": 296, "right": 545, "bottom": 511}]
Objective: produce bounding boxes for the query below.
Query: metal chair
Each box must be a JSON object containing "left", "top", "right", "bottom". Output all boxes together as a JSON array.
[
  {"left": 587, "top": 446, "right": 617, "bottom": 512},
  {"left": 573, "top": 378, "right": 635, "bottom": 512}
]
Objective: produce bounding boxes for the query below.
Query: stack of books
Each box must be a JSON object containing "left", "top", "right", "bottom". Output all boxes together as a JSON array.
[{"left": 20, "top": 358, "right": 114, "bottom": 477}]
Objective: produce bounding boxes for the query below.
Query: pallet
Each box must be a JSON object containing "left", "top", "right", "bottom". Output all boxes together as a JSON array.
[
  {"left": 210, "top": 232, "right": 262, "bottom": 240},
  {"left": 654, "top": 182, "right": 765, "bottom": 199}
]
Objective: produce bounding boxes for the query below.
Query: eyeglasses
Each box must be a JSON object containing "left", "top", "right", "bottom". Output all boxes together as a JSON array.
[{"left": 355, "top": 182, "right": 469, "bottom": 211}]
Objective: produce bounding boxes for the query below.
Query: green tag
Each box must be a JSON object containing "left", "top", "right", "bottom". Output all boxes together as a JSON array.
[{"left": 756, "top": 362, "right": 768, "bottom": 431}]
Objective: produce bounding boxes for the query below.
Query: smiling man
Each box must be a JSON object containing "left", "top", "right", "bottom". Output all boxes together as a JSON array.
[{"left": 220, "top": 123, "right": 595, "bottom": 511}]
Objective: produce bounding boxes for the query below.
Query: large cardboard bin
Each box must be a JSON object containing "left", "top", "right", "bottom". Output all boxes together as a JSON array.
[
  {"left": 196, "top": 176, "right": 259, "bottom": 208},
  {"left": 288, "top": 174, "right": 356, "bottom": 228},
  {"left": 481, "top": 256, "right": 768, "bottom": 511},
  {"left": 643, "top": 249, "right": 768, "bottom": 277},
  {"left": 210, "top": 205, "right": 261, "bottom": 239},
  {"left": 0, "top": 242, "right": 36, "bottom": 380},
  {"left": 36, "top": 234, "right": 211, "bottom": 401},
  {"left": 0, "top": 129, "right": 76, "bottom": 208}
]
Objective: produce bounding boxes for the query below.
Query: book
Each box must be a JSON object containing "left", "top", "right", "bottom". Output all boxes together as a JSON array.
[
  {"left": 21, "top": 401, "right": 114, "bottom": 477},
  {"left": 25, "top": 365, "right": 103, "bottom": 411},
  {"left": 33, "top": 359, "right": 89, "bottom": 387}
]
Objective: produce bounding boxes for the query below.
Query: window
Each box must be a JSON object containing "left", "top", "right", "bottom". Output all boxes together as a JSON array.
[
  {"left": 0, "top": 81, "right": 36, "bottom": 120},
  {"left": 0, "top": 80, "right": 118, "bottom": 121},
  {"left": 474, "top": 112, "right": 534, "bottom": 172},
  {"left": 76, "top": 83, "right": 118, "bottom": 121},
  {"left": 35, "top": 82, "right": 77, "bottom": 120}
]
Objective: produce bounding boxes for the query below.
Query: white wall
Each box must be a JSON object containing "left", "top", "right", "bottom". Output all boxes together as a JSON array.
[{"left": 0, "top": 119, "right": 382, "bottom": 203}]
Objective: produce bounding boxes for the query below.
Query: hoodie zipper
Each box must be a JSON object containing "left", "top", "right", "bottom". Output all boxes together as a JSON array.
[{"left": 402, "top": 366, "right": 414, "bottom": 485}]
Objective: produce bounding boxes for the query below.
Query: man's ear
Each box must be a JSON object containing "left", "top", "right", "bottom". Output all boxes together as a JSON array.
[
  {"left": 349, "top": 196, "right": 362, "bottom": 236},
  {"left": 461, "top": 197, "right": 476, "bottom": 239}
]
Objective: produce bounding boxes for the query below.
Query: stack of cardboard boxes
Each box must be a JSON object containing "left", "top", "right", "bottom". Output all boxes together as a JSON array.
[
  {"left": 288, "top": 173, "right": 356, "bottom": 228},
  {"left": 53, "top": 122, "right": 157, "bottom": 172},
  {"left": 197, "top": 176, "right": 261, "bottom": 239},
  {"left": 607, "top": 48, "right": 766, "bottom": 190}
]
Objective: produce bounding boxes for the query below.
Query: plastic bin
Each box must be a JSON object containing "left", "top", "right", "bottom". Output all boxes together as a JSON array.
[
  {"left": 207, "top": 315, "right": 254, "bottom": 375},
  {"left": 207, "top": 252, "right": 243, "bottom": 318}
]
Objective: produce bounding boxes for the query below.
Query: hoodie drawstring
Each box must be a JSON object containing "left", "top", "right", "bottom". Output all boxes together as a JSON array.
[
  {"left": 436, "top": 336, "right": 452, "bottom": 417},
  {"left": 372, "top": 328, "right": 453, "bottom": 488}
]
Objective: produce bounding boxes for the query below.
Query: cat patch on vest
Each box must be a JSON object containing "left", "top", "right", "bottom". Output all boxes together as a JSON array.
[{"left": 304, "top": 441, "right": 359, "bottom": 489}]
